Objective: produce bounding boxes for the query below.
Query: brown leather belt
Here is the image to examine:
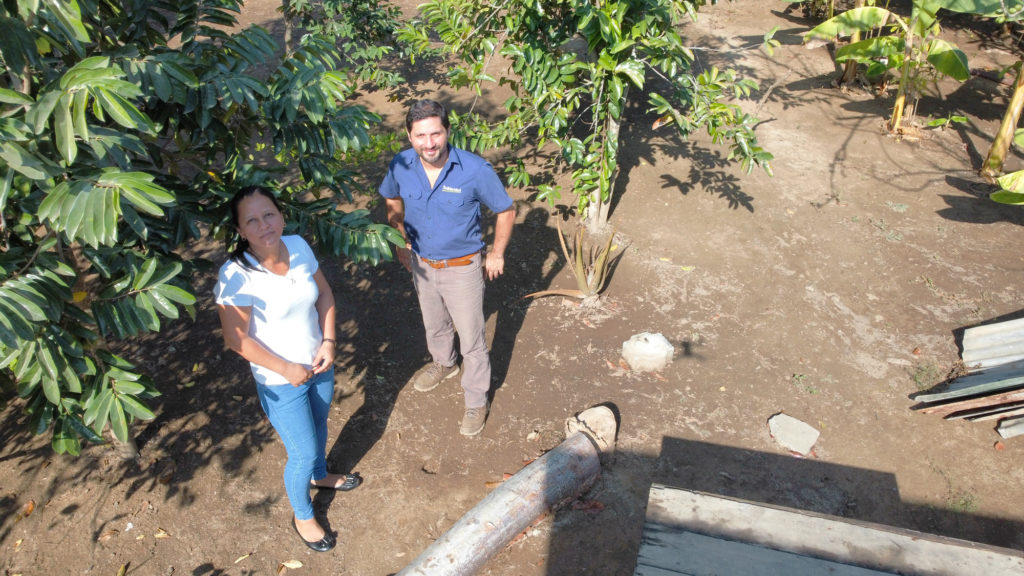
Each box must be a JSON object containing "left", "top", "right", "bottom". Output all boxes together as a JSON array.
[{"left": 420, "top": 252, "right": 476, "bottom": 269}]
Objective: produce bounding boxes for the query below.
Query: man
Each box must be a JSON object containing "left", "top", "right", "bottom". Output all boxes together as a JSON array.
[{"left": 380, "top": 99, "right": 516, "bottom": 437}]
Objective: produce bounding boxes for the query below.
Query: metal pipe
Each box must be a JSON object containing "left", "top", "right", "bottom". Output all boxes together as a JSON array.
[{"left": 397, "top": 430, "right": 603, "bottom": 576}]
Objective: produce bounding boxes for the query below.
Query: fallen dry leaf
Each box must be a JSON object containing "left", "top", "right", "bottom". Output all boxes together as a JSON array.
[
  {"left": 154, "top": 528, "right": 170, "bottom": 539},
  {"left": 484, "top": 480, "right": 503, "bottom": 489},
  {"left": 605, "top": 360, "right": 616, "bottom": 370},
  {"left": 912, "top": 347, "right": 922, "bottom": 355},
  {"left": 279, "top": 560, "right": 303, "bottom": 570},
  {"left": 14, "top": 538, "right": 22, "bottom": 552},
  {"left": 235, "top": 553, "right": 251, "bottom": 563},
  {"left": 995, "top": 441, "right": 1006, "bottom": 451},
  {"left": 13, "top": 499, "right": 38, "bottom": 523},
  {"left": 98, "top": 529, "right": 119, "bottom": 543}
]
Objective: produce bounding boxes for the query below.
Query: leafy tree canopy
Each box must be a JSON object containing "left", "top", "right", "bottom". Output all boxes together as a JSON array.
[{"left": 0, "top": 0, "right": 402, "bottom": 454}]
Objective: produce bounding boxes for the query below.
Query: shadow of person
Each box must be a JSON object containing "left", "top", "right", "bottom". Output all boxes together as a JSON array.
[
  {"left": 485, "top": 206, "right": 567, "bottom": 401},
  {"left": 317, "top": 259, "right": 424, "bottom": 489}
]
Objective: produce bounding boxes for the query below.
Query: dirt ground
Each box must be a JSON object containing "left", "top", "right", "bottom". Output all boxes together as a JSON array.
[{"left": 5, "top": 1, "right": 1024, "bottom": 575}]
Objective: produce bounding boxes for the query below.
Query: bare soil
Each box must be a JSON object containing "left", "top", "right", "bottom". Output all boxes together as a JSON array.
[{"left": 5, "top": 2, "right": 1024, "bottom": 575}]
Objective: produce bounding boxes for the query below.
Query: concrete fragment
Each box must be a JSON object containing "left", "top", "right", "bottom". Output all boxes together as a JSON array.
[
  {"left": 622, "top": 332, "right": 674, "bottom": 372},
  {"left": 768, "top": 413, "right": 820, "bottom": 456}
]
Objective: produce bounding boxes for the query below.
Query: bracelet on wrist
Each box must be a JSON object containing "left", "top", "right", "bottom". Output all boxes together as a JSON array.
[{"left": 323, "top": 338, "right": 335, "bottom": 343}]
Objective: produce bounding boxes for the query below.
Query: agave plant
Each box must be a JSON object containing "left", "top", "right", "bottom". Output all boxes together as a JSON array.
[{"left": 523, "top": 221, "right": 620, "bottom": 306}]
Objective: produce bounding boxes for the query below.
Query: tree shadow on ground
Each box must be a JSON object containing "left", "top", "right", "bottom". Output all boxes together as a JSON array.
[{"left": 939, "top": 175, "right": 1024, "bottom": 225}]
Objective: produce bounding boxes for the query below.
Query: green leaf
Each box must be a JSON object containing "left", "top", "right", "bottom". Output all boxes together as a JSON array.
[
  {"left": 990, "top": 190, "right": 1024, "bottom": 205},
  {"left": 941, "top": 0, "right": 1015, "bottom": 16},
  {"left": 84, "top": 386, "right": 112, "bottom": 427},
  {"left": 926, "top": 39, "right": 969, "bottom": 82},
  {"left": 997, "top": 169, "right": 1024, "bottom": 194},
  {"left": 0, "top": 142, "right": 57, "bottom": 180},
  {"left": 108, "top": 395, "right": 129, "bottom": 442},
  {"left": 66, "top": 416, "right": 104, "bottom": 444},
  {"left": 806, "top": 7, "right": 896, "bottom": 40},
  {"left": 614, "top": 60, "right": 645, "bottom": 88},
  {"left": 1013, "top": 129, "right": 1024, "bottom": 149},
  {"left": 52, "top": 418, "right": 81, "bottom": 455},
  {"left": 113, "top": 380, "right": 146, "bottom": 395},
  {"left": 151, "top": 284, "right": 196, "bottom": 305},
  {"left": 54, "top": 93, "right": 77, "bottom": 164},
  {"left": 133, "top": 258, "right": 159, "bottom": 290},
  {"left": 119, "top": 394, "right": 156, "bottom": 420}
]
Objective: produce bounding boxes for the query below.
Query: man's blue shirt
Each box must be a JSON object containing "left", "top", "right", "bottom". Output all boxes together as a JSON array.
[{"left": 380, "top": 146, "right": 513, "bottom": 260}]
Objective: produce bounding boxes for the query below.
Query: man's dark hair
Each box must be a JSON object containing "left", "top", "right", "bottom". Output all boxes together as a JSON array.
[{"left": 405, "top": 99, "right": 450, "bottom": 132}]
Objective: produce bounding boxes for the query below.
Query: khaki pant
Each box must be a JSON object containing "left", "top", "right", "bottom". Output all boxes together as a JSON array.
[{"left": 410, "top": 252, "right": 490, "bottom": 408}]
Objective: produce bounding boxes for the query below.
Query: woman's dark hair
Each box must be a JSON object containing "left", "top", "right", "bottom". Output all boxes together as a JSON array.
[
  {"left": 405, "top": 99, "right": 450, "bottom": 132},
  {"left": 228, "top": 185, "right": 283, "bottom": 270}
]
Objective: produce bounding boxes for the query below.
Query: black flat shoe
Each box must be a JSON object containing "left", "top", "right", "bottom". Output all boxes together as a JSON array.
[
  {"left": 292, "top": 519, "right": 335, "bottom": 552},
  {"left": 311, "top": 472, "right": 362, "bottom": 492}
]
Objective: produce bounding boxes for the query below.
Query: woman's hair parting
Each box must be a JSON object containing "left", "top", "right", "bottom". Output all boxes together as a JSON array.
[{"left": 228, "top": 185, "right": 282, "bottom": 270}]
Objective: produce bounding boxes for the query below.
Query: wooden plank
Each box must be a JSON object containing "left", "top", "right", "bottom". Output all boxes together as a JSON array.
[
  {"left": 638, "top": 485, "right": 1024, "bottom": 576},
  {"left": 958, "top": 403, "right": 1024, "bottom": 422},
  {"left": 635, "top": 525, "right": 897, "bottom": 576},
  {"left": 915, "top": 388, "right": 1024, "bottom": 417}
]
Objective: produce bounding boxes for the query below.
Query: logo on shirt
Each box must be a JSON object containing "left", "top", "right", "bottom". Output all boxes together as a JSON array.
[{"left": 441, "top": 185, "right": 462, "bottom": 194}]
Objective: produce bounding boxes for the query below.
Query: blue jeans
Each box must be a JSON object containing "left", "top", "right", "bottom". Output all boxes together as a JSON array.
[{"left": 256, "top": 368, "right": 334, "bottom": 520}]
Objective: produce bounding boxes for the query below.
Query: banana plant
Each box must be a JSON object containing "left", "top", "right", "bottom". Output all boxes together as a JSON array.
[
  {"left": 805, "top": 0, "right": 970, "bottom": 133},
  {"left": 936, "top": 0, "right": 1024, "bottom": 180}
]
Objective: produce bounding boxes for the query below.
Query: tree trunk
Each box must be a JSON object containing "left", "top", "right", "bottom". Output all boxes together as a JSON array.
[
  {"left": 586, "top": 98, "right": 623, "bottom": 232},
  {"left": 106, "top": 427, "right": 140, "bottom": 460},
  {"left": 888, "top": 31, "right": 914, "bottom": 133},
  {"left": 282, "top": 0, "right": 294, "bottom": 53},
  {"left": 838, "top": 0, "right": 865, "bottom": 86},
  {"left": 981, "top": 61, "right": 1024, "bottom": 183}
]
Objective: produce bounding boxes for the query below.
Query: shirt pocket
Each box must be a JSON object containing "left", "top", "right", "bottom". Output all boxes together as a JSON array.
[
  {"left": 400, "top": 186, "right": 424, "bottom": 201},
  {"left": 438, "top": 192, "right": 473, "bottom": 218}
]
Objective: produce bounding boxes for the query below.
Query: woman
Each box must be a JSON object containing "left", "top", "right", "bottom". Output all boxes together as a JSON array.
[{"left": 214, "top": 186, "right": 361, "bottom": 553}]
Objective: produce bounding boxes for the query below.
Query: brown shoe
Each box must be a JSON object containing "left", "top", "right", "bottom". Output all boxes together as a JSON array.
[
  {"left": 412, "top": 362, "right": 460, "bottom": 392},
  {"left": 460, "top": 404, "right": 488, "bottom": 436}
]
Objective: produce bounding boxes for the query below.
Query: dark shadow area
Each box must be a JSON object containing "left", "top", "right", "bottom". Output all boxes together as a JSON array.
[
  {"left": 541, "top": 435, "right": 1024, "bottom": 575},
  {"left": 308, "top": 256, "right": 424, "bottom": 518},
  {"left": 938, "top": 175, "right": 1024, "bottom": 225},
  {"left": 485, "top": 205, "right": 567, "bottom": 395},
  {"left": 656, "top": 142, "right": 755, "bottom": 212}
]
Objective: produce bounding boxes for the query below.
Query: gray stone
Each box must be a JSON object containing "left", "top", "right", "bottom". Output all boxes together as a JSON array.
[
  {"left": 768, "top": 412, "right": 820, "bottom": 456},
  {"left": 622, "top": 332, "right": 674, "bottom": 372}
]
